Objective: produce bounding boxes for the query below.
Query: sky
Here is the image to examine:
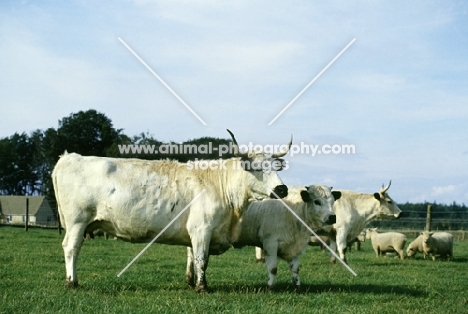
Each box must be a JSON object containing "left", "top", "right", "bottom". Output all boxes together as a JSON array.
[{"left": 1, "top": 0, "right": 467, "bottom": 204}]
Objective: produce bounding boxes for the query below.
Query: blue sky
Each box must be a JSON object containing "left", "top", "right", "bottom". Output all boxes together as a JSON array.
[{"left": 1, "top": 1, "right": 467, "bottom": 204}]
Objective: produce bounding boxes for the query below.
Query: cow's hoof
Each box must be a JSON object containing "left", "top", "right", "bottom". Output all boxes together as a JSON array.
[
  {"left": 293, "top": 285, "right": 302, "bottom": 292},
  {"left": 330, "top": 258, "right": 336, "bottom": 264},
  {"left": 195, "top": 285, "right": 209, "bottom": 293},
  {"left": 65, "top": 280, "right": 78, "bottom": 288},
  {"left": 256, "top": 258, "right": 265, "bottom": 263},
  {"left": 186, "top": 276, "right": 195, "bottom": 288}
]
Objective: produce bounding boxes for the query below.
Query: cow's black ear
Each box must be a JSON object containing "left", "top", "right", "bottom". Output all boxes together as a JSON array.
[
  {"left": 373, "top": 192, "right": 381, "bottom": 200},
  {"left": 332, "top": 191, "right": 342, "bottom": 201},
  {"left": 300, "top": 190, "right": 311, "bottom": 202}
]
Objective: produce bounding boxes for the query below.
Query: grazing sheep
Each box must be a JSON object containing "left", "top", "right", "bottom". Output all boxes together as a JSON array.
[
  {"left": 421, "top": 231, "right": 454, "bottom": 261},
  {"left": 366, "top": 228, "right": 407, "bottom": 259},
  {"left": 406, "top": 235, "right": 424, "bottom": 258}
]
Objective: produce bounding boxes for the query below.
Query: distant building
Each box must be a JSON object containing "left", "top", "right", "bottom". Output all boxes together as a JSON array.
[{"left": 0, "top": 196, "right": 57, "bottom": 227}]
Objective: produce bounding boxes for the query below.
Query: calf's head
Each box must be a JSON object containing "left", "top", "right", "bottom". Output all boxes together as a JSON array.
[{"left": 300, "top": 185, "right": 338, "bottom": 228}]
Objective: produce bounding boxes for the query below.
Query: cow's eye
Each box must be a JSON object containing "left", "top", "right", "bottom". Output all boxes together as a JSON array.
[
  {"left": 314, "top": 200, "right": 321, "bottom": 206},
  {"left": 388, "top": 200, "right": 393, "bottom": 204}
]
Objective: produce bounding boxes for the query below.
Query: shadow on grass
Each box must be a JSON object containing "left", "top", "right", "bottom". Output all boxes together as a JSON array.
[
  {"left": 74, "top": 280, "right": 429, "bottom": 298},
  {"left": 209, "top": 282, "right": 428, "bottom": 297}
]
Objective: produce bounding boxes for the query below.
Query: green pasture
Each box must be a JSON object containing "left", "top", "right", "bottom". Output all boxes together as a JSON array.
[{"left": 1, "top": 226, "right": 467, "bottom": 313}]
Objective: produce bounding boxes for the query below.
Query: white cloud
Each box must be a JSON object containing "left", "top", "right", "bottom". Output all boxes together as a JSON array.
[{"left": 432, "top": 184, "right": 459, "bottom": 197}]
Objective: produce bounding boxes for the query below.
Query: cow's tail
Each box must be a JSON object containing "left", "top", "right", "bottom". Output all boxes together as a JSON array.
[{"left": 52, "top": 160, "right": 66, "bottom": 230}]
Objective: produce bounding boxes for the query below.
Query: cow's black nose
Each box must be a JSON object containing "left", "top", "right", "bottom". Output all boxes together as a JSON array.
[
  {"left": 270, "top": 185, "right": 288, "bottom": 199},
  {"left": 326, "top": 215, "right": 336, "bottom": 225}
]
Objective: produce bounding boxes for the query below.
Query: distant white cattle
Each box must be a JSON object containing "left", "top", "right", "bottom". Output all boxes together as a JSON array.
[
  {"left": 346, "top": 230, "right": 367, "bottom": 252},
  {"left": 322, "top": 182, "right": 402, "bottom": 264},
  {"left": 308, "top": 235, "right": 331, "bottom": 251},
  {"left": 421, "top": 231, "right": 454, "bottom": 261},
  {"left": 307, "top": 230, "right": 366, "bottom": 252},
  {"left": 53, "top": 130, "right": 291, "bottom": 292},
  {"left": 365, "top": 228, "right": 407, "bottom": 259},
  {"left": 234, "top": 185, "right": 338, "bottom": 288}
]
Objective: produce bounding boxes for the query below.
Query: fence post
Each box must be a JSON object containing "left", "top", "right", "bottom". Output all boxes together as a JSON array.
[
  {"left": 25, "top": 198, "right": 29, "bottom": 232},
  {"left": 425, "top": 204, "right": 432, "bottom": 231}
]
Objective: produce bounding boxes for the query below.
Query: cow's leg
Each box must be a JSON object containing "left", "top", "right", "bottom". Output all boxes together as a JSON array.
[
  {"left": 264, "top": 243, "right": 279, "bottom": 288},
  {"left": 190, "top": 233, "right": 211, "bottom": 293},
  {"left": 329, "top": 239, "right": 337, "bottom": 264},
  {"left": 335, "top": 230, "right": 348, "bottom": 264},
  {"left": 255, "top": 247, "right": 265, "bottom": 263},
  {"left": 185, "top": 247, "right": 195, "bottom": 287},
  {"left": 288, "top": 256, "right": 300, "bottom": 287},
  {"left": 62, "top": 223, "right": 87, "bottom": 287}
]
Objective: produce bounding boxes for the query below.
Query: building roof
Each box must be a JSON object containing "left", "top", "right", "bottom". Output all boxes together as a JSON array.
[{"left": 0, "top": 196, "right": 52, "bottom": 215}]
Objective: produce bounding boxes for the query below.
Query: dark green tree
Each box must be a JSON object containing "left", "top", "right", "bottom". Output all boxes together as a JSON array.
[
  {"left": 41, "top": 110, "right": 122, "bottom": 206},
  {"left": 45, "top": 109, "right": 122, "bottom": 163},
  {"left": 0, "top": 133, "right": 38, "bottom": 195}
]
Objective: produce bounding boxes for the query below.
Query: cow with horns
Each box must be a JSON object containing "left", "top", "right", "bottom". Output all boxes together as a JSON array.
[
  {"left": 324, "top": 181, "right": 402, "bottom": 264},
  {"left": 53, "top": 129, "right": 291, "bottom": 292}
]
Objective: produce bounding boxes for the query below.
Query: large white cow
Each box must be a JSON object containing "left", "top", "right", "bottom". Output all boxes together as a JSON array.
[
  {"left": 53, "top": 130, "right": 291, "bottom": 292},
  {"left": 323, "top": 182, "right": 402, "bottom": 264},
  {"left": 234, "top": 185, "right": 338, "bottom": 288}
]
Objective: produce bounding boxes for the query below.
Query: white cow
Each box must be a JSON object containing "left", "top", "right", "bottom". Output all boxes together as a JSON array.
[
  {"left": 53, "top": 130, "right": 291, "bottom": 292},
  {"left": 323, "top": 182, "right": 402, "bottom": 264},
  {"left": 234, "top": 185, "right": 338, "bottom": 288}
]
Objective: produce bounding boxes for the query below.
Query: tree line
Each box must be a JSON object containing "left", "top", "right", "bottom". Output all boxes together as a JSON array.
[
  {"left": 369, "top": 202, "right": 468, "bottom": 230},
  {"left": 1, "top": 109, "right": 467, "bottom": 228}
]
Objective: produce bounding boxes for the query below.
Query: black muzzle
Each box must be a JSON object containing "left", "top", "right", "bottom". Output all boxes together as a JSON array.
[
  {"left": 325, "top": 214, "right": 336, "bottom": 225},
  {"left": 270, "top": 185, "right": 288, "bottom": 199}
]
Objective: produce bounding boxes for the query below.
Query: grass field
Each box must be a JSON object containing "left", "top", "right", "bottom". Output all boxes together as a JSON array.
[{"left": 1, "top": 226, "right": 468, "bottom": 313}]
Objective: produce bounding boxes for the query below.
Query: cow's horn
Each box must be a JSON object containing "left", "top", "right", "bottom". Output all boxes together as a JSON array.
[
  {"left": 226, "top": 129, "right": 248, "bottom": 158},
  {"left": 380, "top": 180, "right": 392, "bottom": 194},
  {"left": 272, "top": 134, "right": 293, "bottom": 158}
]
